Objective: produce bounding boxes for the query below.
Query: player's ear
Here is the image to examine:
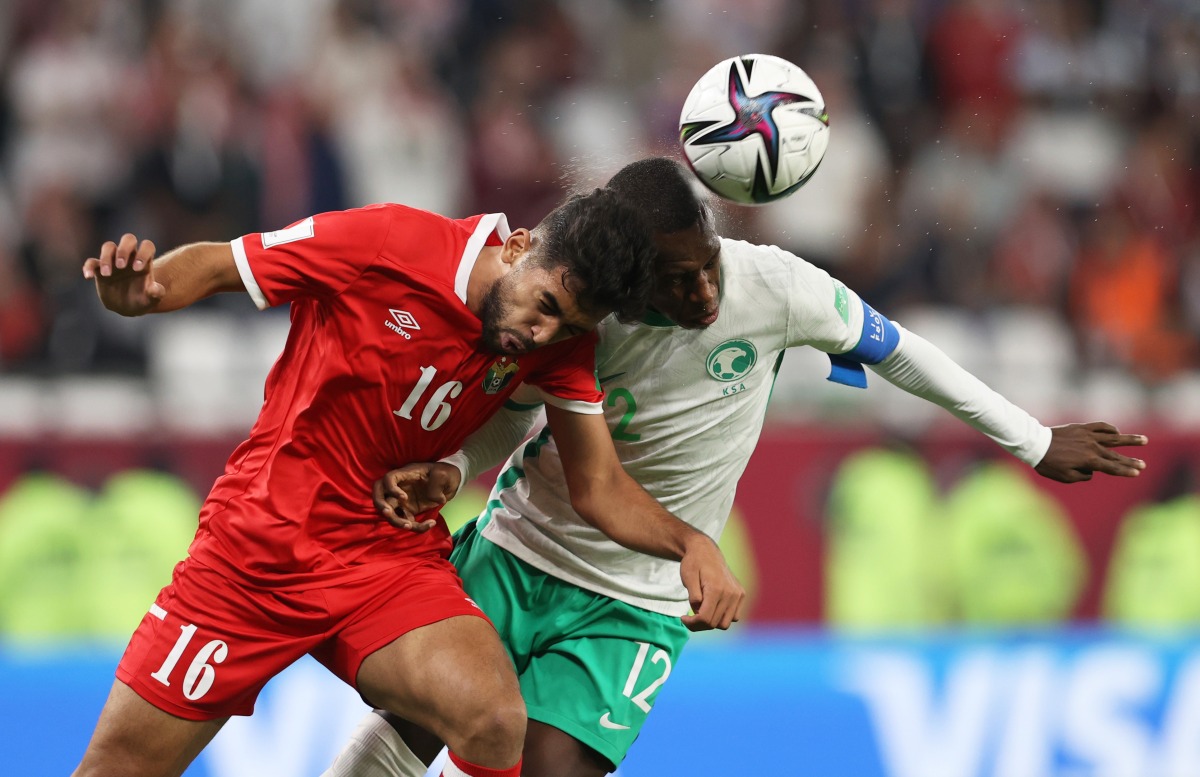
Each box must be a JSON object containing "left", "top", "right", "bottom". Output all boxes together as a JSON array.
[{"left": 501, "top": 228, "right": 533, "bottom": 267}]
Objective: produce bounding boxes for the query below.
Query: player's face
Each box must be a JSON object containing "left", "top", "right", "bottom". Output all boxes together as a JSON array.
[
  {"left": 650, "top": 221, "right": 722, "bottom": 329},
  {"left": 479, "top": 261, "right": 602, "bottom": 355}
]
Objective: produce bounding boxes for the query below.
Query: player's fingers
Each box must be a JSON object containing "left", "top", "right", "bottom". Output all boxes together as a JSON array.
[
  {"left": 702, "top": 588, "right": 731, "bottom": 630},
  {"left": 131, "top": 239, "right": 156, "bottom": 272},
  {"left": 692, "top": 587, "right": 721, "bottom": 630},
  {"left": 372, "top": 479, "right": 389, "bottom": 513},
  {"left": 114, "top": 233, "right": 139, "bottom": 270},
  {"left": 82, "top": 257, "right": 101, "bottom": 280},
  {"left": 1104, "top": 433, "right": 1149, "bottom": 448},
  {"left": 1094, "top": 452, "right": 1145, "bottom": 477},
  {"left": 382, "top": 471, "right": 423, "bottom": 501},
  {"left": 681, "top": 591, "right": 715, "bottom": 631},
  {"left": 1104, "top": 447, "right": 1146, "bottom": 465},
  {"left": 722, "top": 588, "right": 746, "bottom": 628},
  {"left": 388, "top": 508, "right": 420, "bottom": 529},
  {"left": 713, "top": 598, "right": 735, "bottom": 630},
  {"left": 377, "top": 501, "right": 404, "bottom": 527},
  {"left": 720, "top": 588, "right": 745, "bottom": 629},
  {"left": 94, "top": 241, "right": 117, "bottom": 277},
  {"left": 410, "top": 518, "right": 437, "bottom": 534},
  {"left": 734, "top": 593, "right": 748, "bottom": 623}
]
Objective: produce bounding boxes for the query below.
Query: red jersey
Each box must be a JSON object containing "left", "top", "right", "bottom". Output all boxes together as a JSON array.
[{"left": 189, "top": 204, "right": 602, "bottom": 586}]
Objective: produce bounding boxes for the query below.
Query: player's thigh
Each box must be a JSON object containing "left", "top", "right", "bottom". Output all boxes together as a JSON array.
[
  {"left": 522, "top": 720, "right": 613, "bottom": 777},
  {"left": 329, "top": 556, "right": 522, "bottom": 738},
  {"left": 520, "top": 612, "right": 689, "bottom": 771},
  {"left": 74, "top": 680, "right": 226, "bottom": 777},
  {"left": 356, "top": 614, "right": 523, "bottom": 738}
]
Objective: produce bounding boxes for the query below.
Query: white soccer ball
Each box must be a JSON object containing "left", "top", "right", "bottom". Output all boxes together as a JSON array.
[{"left": 679, "top": 54, "right": 830, "bottom": 205}]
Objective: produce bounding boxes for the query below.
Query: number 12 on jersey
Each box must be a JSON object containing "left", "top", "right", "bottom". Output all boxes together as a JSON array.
[{"left": 395, "top": 366, "right": 462, "bottom": 431}]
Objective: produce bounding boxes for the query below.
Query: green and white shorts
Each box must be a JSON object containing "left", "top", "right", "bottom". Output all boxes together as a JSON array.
[{"left": 451, "top": 518, "right": 690, "bottom": 768}]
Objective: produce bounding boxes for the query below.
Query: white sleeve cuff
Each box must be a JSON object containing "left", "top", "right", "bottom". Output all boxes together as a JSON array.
[
  {"left": 440, "top": 405, "right": 543, "bottom": 485},
  {"left": 436, "top": 452, "right": 470, "bottom": 499},
  {"left": 538, "top": 389, "right": 603, "bottom": 415},
  {"left": 230, "top": 237, "right": 269, "bottom": 310}
]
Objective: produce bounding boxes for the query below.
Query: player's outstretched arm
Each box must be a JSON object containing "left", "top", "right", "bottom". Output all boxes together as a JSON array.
[
  {"left": 1034, "top": 422, "right": 1148, "bottom": 483},
  {"left": 83, "top": 233, "right": 244, "bottom": 316},
  {"left": 544, "top": 403, "right": 746, "bottom": 631},
  {"left": 868, "top": 326, "right": 1150, "bottom": 480}
]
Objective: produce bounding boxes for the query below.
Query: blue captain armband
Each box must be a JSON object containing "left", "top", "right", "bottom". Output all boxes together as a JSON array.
[{"left": 826, "top": 300, "right": 901, "bottom": 388}]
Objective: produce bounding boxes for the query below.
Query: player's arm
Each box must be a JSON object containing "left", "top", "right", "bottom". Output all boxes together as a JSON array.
[
  {"left": 374, "top": 402, "right": 543, "bottom": 531},
  {"left": 83, "top": 234, "right": 242, "bottom": 316},
  {"left": 868, "top": 325, "right": 1148, "bottom": 483},
  {"left": 776, "top": 249, "right": 1149, "bottom": 483},
  {"left": 543, "top": 403, "right": 746, "bottom": 631},
  {"left": 440, "top": 388, "right": 546, "bottom": 494}
]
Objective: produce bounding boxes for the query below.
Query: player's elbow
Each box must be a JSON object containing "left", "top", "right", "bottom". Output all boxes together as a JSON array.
[
  {"left": 565, "top": 469, "right": 623, "bottom": 532},
  {"left": 567, "top": 485, "right": 605, "bottom": 529}
]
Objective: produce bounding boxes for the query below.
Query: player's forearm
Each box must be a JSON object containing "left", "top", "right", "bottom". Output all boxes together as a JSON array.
[
  {"left": 569, "top": 474, "right": 707, "bottom": 562},
  {"left": 870, "top": 325, "right": 1052, "bottom": 465},
  {"left": 146, "top": 242, "right": 244, "bottom": 313},
  {"left": 439, "top": 406, "right": 542, "bottom": 489}
]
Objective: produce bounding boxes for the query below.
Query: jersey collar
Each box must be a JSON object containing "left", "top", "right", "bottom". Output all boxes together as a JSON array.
[
  {"left": 640, "top": 308, "right": 678, "bottom": 327},
  {"left": 455, "top": 213, "right": 512, "bottom": 304}
]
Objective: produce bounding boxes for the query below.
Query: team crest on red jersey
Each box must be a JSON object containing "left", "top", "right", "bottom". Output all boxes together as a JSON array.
[{"left": 483, "top": 357, "right": 521, "bottom": 394}]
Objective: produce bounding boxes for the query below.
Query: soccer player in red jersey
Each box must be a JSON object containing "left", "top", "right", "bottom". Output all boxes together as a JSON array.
[{"left": 73, "top": 189, "right": 745, "bottom": 777}]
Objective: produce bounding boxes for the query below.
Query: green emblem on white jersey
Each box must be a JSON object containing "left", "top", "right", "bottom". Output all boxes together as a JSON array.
[
  {"left": 706, "top": 339, "right": 757, "bottom": 382},
  {"left": 833, "top": 280, "right": 851, "bottom": 324}
]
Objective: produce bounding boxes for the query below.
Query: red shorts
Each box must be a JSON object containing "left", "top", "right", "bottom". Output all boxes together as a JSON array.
[{"left": 116, "top": 555, "right": 487, "bottom": 720}]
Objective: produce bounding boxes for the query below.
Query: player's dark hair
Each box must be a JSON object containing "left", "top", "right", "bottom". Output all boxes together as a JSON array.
[
  {"left": 535, "top": 187, "right": 656, "bottom": 323},
  {"left": 605, "top": 157, "right": 708, "bottom": 234}
]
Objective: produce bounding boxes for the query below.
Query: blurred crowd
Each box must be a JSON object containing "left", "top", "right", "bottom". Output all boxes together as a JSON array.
[{"left": 0, "top": 0, "right": 1198, "bottom": 390}]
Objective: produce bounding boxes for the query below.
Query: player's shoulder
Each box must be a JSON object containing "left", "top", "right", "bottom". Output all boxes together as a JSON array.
[
  {"left": 367, "top": 204, "right": 498, "bottom": 260},
  {"left": 719, "top": 237, "right": 818, "bottom": 292},
  {"left": 359, "top": 202, "right": 462, "bottom": 233},
  {"left": 719, "top": 237, "right": 819, "bottom": 272}
]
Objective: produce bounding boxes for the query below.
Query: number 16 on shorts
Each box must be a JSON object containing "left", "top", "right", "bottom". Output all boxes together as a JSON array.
[{"left": 148, "top": 605, "right": 229, "bottom": 702}]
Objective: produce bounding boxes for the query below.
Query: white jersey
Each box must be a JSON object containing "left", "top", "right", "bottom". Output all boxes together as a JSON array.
[{"left": 479, "top": 238, "right": 871, "bottom": 615}]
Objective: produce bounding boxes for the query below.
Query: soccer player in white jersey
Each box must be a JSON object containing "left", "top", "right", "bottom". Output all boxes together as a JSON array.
[{"left": 322, "top": 157, "right": 1149, "bottom": 777}]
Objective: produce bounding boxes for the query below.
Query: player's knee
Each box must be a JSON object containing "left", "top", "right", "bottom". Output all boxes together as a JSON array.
[{"left": 445, "top": 692, "right": 526, "bottom": 758}]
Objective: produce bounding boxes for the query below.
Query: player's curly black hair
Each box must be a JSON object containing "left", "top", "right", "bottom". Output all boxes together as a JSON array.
[
  {"left": 604, "top": 156, "right": 709, "bottom": 234},
  {"left": 534, "top": 186, "right": 656, "bottom": 323}
]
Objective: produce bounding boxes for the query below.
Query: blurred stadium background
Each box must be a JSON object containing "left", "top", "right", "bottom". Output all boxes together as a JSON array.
[{"left": 1, "top": 0, "right": 1198, "bottom": 775}]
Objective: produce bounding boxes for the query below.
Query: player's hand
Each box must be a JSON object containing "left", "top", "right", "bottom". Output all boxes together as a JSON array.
[
  {"left": 1034, "top": 422, "right": 1149, "bottom": 483},
  {"left": 373, "top": 462, "right": 461, "bottom": 531},
  {"left": 82, "top": 234, "right": 165, "bottom": 316},
  {"left": 678, "top": 534, "right": 746, "bottom": 632}
]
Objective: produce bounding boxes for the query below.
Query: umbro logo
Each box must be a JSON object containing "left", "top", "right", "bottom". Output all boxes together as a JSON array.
[{"left": 385, "top": 309, "right": 421, "bottom": 340}]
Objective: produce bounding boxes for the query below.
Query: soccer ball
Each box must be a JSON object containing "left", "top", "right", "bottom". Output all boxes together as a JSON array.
[{"left": 679, "top": 54, "right": 830, "bottom": 205}]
